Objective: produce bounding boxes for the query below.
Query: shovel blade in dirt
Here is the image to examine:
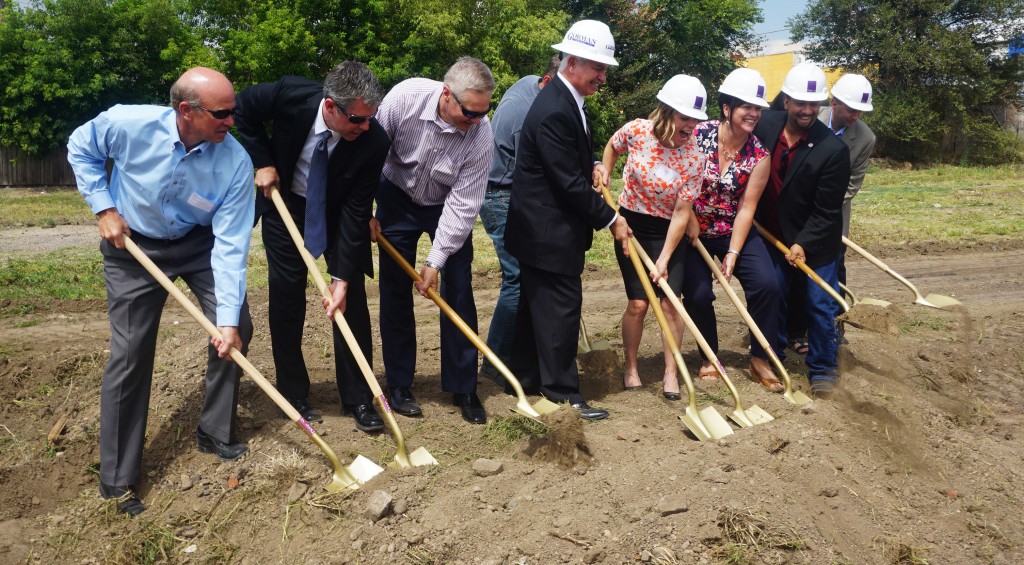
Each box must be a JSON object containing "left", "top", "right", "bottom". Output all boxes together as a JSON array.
[
  {"left": 840, "top": 282, "right": 892, "bottom": 308},
  {"left": 328, "top": 454, "right": 386, "bottom": 492},
  {"left": 577, "top": 318, "right": 611, "bottom": 353},
  {"left": 842, "top": 236, "right": 961, "bottom": 310},
  {"left": 730, "top": 405, "right": 774, "bottom": 428},
  {"left": 681, "top": 405, "right": 734, "bottom": 441}
]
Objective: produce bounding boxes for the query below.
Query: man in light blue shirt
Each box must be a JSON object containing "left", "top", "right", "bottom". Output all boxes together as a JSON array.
[
  {"left": 67, "top": 67, "right": 255, "bottom": 517},
  {"left": 479, "top": 56, "right": 559, "bottom": 383}
]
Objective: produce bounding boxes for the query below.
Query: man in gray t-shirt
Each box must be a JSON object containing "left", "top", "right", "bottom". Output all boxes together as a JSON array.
[{"left": 478, "top": 56, "right": 559, "bottom": 383}]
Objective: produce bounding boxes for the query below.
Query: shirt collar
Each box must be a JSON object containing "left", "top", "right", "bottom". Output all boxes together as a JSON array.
[
  {"left": 418, "top": 83, "right": 462, "bottom": 134},
  {"left": 169, "top": 111, "right": 207, "bottom": 154},
  {"left": 315, "top": 99, "right": 339, "bottom": 142},
  {"left": 557, "top": 72, "right": 586, "bottom": 113},
  {"left": 827, "top": 110, "right": 846, "bottom": 137}
]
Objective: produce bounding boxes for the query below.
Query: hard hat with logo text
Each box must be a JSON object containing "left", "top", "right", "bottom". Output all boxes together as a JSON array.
[
  {"left": 717, "top": 68, "right": 770, "bottom": 108},
  {"left": 781, "top": 62, "right": 828, "bottom": 102},
  {"left": 657, "top": 75, "right": 709, "bottom": 120},
  {"left": 552, "top": 20, "right": 618, "bottom": 66},
  {"left": 831, "top": 74, "right": 873, "bottom": 111}
]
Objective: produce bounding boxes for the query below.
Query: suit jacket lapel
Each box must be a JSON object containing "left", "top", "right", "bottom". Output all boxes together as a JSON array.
[{"left": 288, "top": 95, "right": 321, "bottom": 170}]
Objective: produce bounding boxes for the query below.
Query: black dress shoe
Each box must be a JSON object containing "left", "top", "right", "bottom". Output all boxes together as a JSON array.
[
  {"left": 99, "top": 483, "right": 146, "bottom": 517},
  {"left": 388, "top": 387, "right": 422, "bottom": 417},
  {"left": 283, "top": 397, "right": 322, "bottom": 423},
  {"left": 569, "top": 400, "right": 609, "bottom": 421},
  {"left": 453, "top": 392, "right": 487, "bottom": 424},
  {"left": 343, "top": 403, "right": 385, "bottom": 432},
  {"left": 196, "top": 427, "right": 249, "bottom": 461}
]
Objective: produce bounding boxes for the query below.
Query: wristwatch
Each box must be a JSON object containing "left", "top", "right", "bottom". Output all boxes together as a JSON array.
[{"left": 424, "top": 259, "right": 441, "bottom": 271}]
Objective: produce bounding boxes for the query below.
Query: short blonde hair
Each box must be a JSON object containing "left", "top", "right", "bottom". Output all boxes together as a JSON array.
[{"left": 648, "top": 102, "right": 678, "bottom": 146}]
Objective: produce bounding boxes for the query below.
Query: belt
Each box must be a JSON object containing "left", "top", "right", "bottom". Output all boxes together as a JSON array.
[{"left": 487, "top": 182, "right": 512, "bottom": 191}]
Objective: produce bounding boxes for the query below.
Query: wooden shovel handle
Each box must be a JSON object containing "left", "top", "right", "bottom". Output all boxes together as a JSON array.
[{"left": 752, "top": 221, "right": 849, "bottom": 313}]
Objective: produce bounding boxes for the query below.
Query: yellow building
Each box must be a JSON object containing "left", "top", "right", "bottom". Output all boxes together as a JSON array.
[{"left": 742, "top": 51, "right": 843, "bottom": 101}]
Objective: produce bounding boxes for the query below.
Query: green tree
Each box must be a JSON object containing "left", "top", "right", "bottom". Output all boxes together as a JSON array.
[
  {"left": 790, "top": 0, "right": 1024, "bottom": 163},
  {"left": 0, "top": 0, "right": 191, "bottom": 155}
]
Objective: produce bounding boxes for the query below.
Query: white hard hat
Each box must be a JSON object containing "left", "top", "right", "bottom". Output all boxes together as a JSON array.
[
  {"left": 657, "top": 75, "right": 708, "bottom": 120},
  {"left": 552, "top": 20, "right": 618, "bottom": 67},
  {"left": 717, "top": 68, "right": 769, "bottom": 108},
  {"left": 831, "top": 74, "right": 873, "bottom": 111},
  {"left": 781, "top": 62, "right": 828, "bottom": 102}
]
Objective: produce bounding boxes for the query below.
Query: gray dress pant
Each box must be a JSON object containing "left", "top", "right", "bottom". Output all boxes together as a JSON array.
[{"left": 98, "top": 227, "right": 252, "bottom": 488}]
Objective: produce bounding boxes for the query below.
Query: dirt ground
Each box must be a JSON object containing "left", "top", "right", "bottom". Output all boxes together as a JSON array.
[{"left": 1, "top": 227, "right": 1023, "bottom": 564}]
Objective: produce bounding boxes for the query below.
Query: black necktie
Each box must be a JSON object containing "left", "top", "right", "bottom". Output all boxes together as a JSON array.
[{"left": 304, "top": 130, "right": 331, "bottom": 257}]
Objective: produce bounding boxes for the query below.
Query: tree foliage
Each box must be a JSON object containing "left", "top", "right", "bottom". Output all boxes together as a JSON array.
[
  {"left": 0, "top": 0, "right": 760, "bottom": 157},
  {"left": 0, "top": 0, "right": 189, "bottom": 155},
  {"left": 790, "top": 0, "right": 1024, "bottom": 163}
]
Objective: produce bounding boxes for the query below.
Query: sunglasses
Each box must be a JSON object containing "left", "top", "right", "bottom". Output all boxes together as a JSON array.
[
  {"left": 345, "top": 113, "right": 375, "bottom": 125},
  {"left": 192, "top": 104, "right": 237, "bottom": 120},
  {"left": 449, "top": 90, "right": 492, "bottom": 119}
]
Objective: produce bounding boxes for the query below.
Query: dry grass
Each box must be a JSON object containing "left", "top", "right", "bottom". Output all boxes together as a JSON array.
[{"left": 713, "top": 507, "right": 807, "bottom": 564}]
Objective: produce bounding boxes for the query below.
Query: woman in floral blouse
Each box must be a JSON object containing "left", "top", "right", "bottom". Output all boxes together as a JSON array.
[
  {"left": 657, "top": 68, "right": 784, "bottom": 392},
  {"left": 599, "top": 75, "right": 708, "bottom": 400}
]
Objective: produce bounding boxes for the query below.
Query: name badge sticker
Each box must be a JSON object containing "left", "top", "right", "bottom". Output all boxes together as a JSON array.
[
  {"left": 652, "top": 164, "right": 679, "bottom": 184},
  {"left": 187, "top": 192, "right": 215, "bottom": 213}
]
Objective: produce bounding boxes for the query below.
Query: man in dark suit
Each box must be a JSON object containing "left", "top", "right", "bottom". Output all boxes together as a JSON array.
[
  {"left": 506, "top": 20, "right": 632, "bottom": 420},
  {"left": 234, "top": 61, "right": 390, "bottom": 431},
  {"left": 753, "top": 62, "right": 851, "bottom": 399}
]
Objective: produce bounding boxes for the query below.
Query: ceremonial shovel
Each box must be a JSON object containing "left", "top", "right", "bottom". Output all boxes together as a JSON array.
[
  {"left": 268, "top": 189, "right": 437, "bottom": 467},
  {"left": 375, "top": 232, "right": 560, "bottom": 420},
  {"left": 124, "top": 236, "right": 383, "bottom": 491}
]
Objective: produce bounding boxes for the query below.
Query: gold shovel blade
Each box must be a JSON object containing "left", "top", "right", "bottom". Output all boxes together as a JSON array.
[
  {"left": 785, "top": 388, "right": 814, "bottom": 405},
  {"left": 739, "top": 405, "right": 775, "bottom": 426},
  {"left": 680, "top": 406, "right": 734, "bottom": 441},
  {"left": 325, "top": 455, "right": 384, "bottom": 492},
  {"left": 920, "top": 293, "right": 961, "bottom": 309},
  {"left": 406, "top": 447, "right": 438, "bottom": 467}
]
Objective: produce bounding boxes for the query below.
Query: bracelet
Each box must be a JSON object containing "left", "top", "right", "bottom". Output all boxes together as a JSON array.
[{"left": 726, "top": 249, "right": 740, "bottom": 257}]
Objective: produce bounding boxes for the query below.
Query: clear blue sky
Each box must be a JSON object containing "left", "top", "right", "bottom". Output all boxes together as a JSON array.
[{"left": 753, "top": 0, "right": 809, "bottom": 42}]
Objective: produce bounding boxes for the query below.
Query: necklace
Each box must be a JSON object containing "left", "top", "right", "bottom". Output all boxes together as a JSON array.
[{"left": 718, "top": 124, "right": 747, "bottom": 164}]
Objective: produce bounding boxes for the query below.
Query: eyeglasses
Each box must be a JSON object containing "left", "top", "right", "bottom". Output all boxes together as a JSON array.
[
  {"left": 449, "top": 90, "right": 492, "bottom": 119},
  {"left": 192, "top": 104, "right": 236, "bottom": 120}
]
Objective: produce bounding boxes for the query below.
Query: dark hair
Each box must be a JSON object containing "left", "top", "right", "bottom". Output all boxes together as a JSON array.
[
  {"left": 717, "top": 93, "right": 745, "bottom": 122},
  {"left": 769, "top": 92, "right": 787, "bottom": 111},
  {"left": 542, "top": 55, "right": 560, "bottom": 80},
  {"left": 324, "top": 61, "right": 384, "bottom": 111}
]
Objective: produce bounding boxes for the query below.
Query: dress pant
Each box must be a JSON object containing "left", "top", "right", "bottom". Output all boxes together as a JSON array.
[
  {"left": 682, "top": 231, "right": 781, "bottom": 360},
  {"left": 261, "top": 192, "right": 373, "bottom": 406},
  {"left": 478, "top": 185, "right": 520, "bottom": 378},
  {"left": 507, "top": 263, "right": 584, "bottom": 403},
  {"left": 375, "top": 178, "right": 478, "bottom": 394},
  {"left": 99, "top": 227, "right": 252, "bottom": 487},
  {"left": 769, "top": 248, "right": 840, "bottom": 380}
]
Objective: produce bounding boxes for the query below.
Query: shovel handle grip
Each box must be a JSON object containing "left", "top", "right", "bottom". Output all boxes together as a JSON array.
[{"left": 753, "top": 221, "right": 849, "bottom": 313}]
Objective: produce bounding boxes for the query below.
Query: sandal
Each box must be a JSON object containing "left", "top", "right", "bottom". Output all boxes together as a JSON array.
[
  {"left": 749, "top": 360, "right": 785, "bottom": 393},
  {"left": 789, "top": 337, "right": 808, "bottom": 355},
  {"left": 698, "top": 362, "right": 718, "bottom": 381}
]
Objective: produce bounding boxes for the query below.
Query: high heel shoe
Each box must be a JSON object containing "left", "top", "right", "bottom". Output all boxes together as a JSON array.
[{"left": 749, "top": 359, "right": 784, "bottom": 393}]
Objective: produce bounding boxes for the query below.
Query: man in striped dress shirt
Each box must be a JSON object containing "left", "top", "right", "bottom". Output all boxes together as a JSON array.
[{"left": 372, "top": 57, "right": 495, "bottom": 424}]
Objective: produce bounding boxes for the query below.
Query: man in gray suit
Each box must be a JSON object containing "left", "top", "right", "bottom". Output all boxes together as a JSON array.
[{"left": 818, "top": 73, "right": 876, "bottom": 287}]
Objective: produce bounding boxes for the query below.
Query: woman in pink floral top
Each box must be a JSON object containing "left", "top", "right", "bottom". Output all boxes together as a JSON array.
[
  {"left": 658, "top": 68, "right": 784, "bottom": 392},
  {"left": 599, "top": 75, "right": 708, "bottom": 400}
]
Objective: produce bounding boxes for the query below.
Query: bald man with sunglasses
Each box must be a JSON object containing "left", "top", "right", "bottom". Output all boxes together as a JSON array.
[{"left": 234, "top": 61, "right": 391, "bottom": 432}]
